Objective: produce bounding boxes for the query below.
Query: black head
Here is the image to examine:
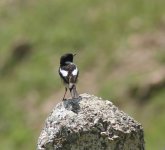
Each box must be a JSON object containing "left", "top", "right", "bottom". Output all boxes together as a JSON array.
[{"left": 60, "top": 53, "right": 75, "bottom": 66}]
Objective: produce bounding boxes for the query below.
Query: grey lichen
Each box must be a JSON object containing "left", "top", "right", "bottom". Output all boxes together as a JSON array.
[{"left": 37, "top": 93, "right": 145, "bottom": 150}]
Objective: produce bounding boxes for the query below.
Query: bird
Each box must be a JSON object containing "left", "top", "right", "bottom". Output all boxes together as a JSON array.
[{"left": 59, "top": 53, "right": 79, "bottom": 100}]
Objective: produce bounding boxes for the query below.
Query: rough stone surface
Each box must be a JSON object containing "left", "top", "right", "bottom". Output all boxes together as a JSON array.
[{"left": 37, "top": 93, "right": 145, "bottom": 150}]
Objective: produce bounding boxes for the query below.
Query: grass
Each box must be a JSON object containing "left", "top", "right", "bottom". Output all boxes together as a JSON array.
[
  {"left": 155, "top": 49, "right": 165, "bottom": 64},
  {"left": 0, "top": 0, "right": 165, "bottom": 149},
  {"left": 142, "top": 90, "right": 165, "bottom": 150}
]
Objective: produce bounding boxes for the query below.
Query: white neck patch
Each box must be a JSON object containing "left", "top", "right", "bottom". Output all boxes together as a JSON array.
[
  {"left": 72, "top": 67, "right": 78, "bottom": 76},
  {"left": 60, "top": 68, "right": 68, "bottom": 77}
]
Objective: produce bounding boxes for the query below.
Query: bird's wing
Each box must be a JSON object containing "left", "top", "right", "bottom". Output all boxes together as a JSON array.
[{"left": 59, "top": 67, "right": 69, "bottom": 84}]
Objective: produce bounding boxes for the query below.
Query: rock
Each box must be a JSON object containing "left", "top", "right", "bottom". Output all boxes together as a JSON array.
[{"left": 37, "top": 93, "right": 145, "bottom": 150}]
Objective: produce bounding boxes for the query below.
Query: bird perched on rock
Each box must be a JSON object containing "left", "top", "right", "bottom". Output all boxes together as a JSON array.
[{"left": 59, "top": 53, "right": 79, "bottom": 100}]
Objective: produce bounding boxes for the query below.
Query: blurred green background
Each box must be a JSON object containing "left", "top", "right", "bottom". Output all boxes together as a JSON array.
[{"left": 0, "top": 0, "right": 165, "bottom": 149}]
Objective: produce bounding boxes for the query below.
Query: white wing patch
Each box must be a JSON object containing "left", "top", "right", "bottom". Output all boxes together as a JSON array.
[
  {"left": 72, "top": 67, "right": 78, "bottom": 76},
  {"left": 60, "top": 68, "right": 68, "bottom": 77}
]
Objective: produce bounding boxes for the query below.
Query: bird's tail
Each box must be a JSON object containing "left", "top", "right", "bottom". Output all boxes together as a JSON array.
[{"left": 69, "top": 84, "right": 79, "bottom": 99}]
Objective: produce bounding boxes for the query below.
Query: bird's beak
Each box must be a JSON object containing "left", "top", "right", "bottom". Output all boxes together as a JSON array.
[{"left": 73, "top": 53, "right": 76, "bottom": 57}]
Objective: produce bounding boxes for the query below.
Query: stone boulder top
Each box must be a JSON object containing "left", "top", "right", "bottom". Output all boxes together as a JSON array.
[{"left": 37, "top": 93, "right": 144, "bottom": 150}]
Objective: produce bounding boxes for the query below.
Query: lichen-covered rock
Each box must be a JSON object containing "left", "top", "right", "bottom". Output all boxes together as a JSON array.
[{"left": 37, "top": 93, "right": 145, "bottom": 150}]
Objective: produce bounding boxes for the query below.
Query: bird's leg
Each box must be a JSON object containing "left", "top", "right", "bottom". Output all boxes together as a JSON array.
[{"left": 62, "top": 87, "right": 67, "bottom": 101}]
